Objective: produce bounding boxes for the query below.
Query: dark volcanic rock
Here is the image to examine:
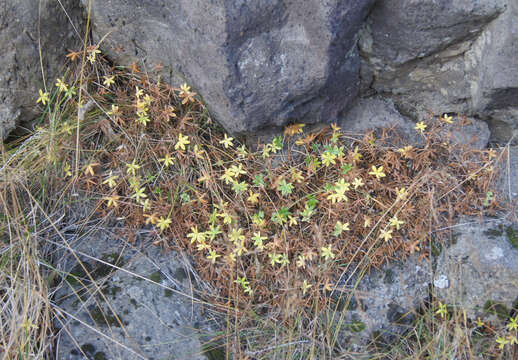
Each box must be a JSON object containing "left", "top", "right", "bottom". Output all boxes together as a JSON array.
[
  {"left": 0, "top": 0, "right": 83, "bottom": 140},
  {"left": 359, "top": 0, "right": 518, "bottom": 143},
  {"left": 363, "top": 0, "right": 506, "bottom": 66},
  {"left": 54, "top": 227, "right": 218, "bottom": 360},
  {"left": 83, "top": 0, "right": 375, "bottom": 136}
]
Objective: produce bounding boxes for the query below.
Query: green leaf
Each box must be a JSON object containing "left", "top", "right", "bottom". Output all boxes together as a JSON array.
[
  {"left": 180, "top": 193, "right": 190, "bottom": 204},
  {"left": 341, "top": 163, "right": 353, "bottom": 175},
  {"left": 231, "top": 180, "right": 248, "bottom": 194},
  {"left": 272, "top": 207, "right": 291, "bottom": 225},
  {"left": 253, "top": 173, "right": 265, "bottom": 187},
  {"left": 306, "top": 194, "right": 318, "bottom": 209},
  {"left": 278, "top": 180, "right": 294, "bottom": 196},
  {"left": 483, "top": 191, "right": 494, "bottom": 207},
  {"left": 272, "top": 136, "right": 283, "bottom": 152},
  {"left": 300, "top": 204, "right": 314, "bottom": 222}
]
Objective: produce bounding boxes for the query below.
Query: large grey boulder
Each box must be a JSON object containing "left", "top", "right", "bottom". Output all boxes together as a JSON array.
[
  {"left": 83, "top": 0, "right": 375, "bottom": 136},
  {"left": 362, "top": 0, "right": 506, "bottom": 67},
  {"left": 470, "top": 0, "right": 518, "bottom": 142},
  {"left": 54, "top": 227, "right": 220, "bottom": 360},
  {"left": 360, "top": 0, "right": 518, "bottom": 142},
  {"left": 434, "top": 217, "right": 518, "bottom": 321},
  {"left": 334, "top": 256, "right": 432, "bottom": 351},
  {"left": 0, "top": 0, "right": 82, "bottom": 140},
  {"left": 496, "top": 146, "right": 518, "bottom": 202},
  {"left": 339, "top": 97, "right": 490, "bottom": 149}
]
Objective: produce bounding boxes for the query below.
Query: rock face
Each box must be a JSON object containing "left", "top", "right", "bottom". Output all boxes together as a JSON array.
[
  {"left": 339, "top": 97, "right": 490, "bottom": 149},
  {"left": 496, "top": 146, "right": 518, "bottom": 203},
  {"left": 83, "top": 0, "right": 375, "bottom": 136},
  {"left": 434, "top": 217, "right": 518, "bottom": 321},
  {"left": 335, "top": 256, "right": 432, "bottom": 349},
  {"left": 0, "top": 0, "right": 82, "bottom": 140},
  {"left": 360, "top": 0, "right": 518, "bottom": 143},
  {"left": 1, "top": 1, "right": 516, "bottom": 142},
  {"left": 54, "top": 228, "right": 219, "bottom": 360}
]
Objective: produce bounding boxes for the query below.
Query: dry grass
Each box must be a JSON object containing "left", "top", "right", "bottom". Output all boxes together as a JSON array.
[{"left": 1, "top": 37, "right": 516, "bottom": 359}]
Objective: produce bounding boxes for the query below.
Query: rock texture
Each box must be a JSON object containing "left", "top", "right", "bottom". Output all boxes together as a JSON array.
[
  {"left": 335, "top": 256, "right": 432, "bottom": 349},
  {"left": 496, "top": 146, "right": 518, "bottom": 203},
  {"left": 434, "top": 217, "right": 518, "bottom": 321},
  {"left": 2, "top": 0, "right": 517, "bottom": 142},
  {"left": 54, "top": 227, "right": 219, "bottom": 360},
  {"left": 83, "top": 0, "right": 375, "bottom": 136},
  {"left": 339, "top": 97, "right": 490, "bottom": 149},
  {"left": 360, "top": 0, "right": 518, "bottom": 143},
  {"left": 0, "top": 0, "right": 82, "bottom": 140}
]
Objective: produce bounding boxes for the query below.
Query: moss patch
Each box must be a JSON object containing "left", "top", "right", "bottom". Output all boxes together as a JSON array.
[
  {"left": 94, "top": 253, "right": 125, "bottom": 278},
  {"left": 106, "top": 285, "right": 122, "bottom": 297},
  {"left": 80, "top": 343, "right": 95, "bottom": 355},
  {"left": 384, "top": 269, "right": 394, "bottom": 284},
  {"left": 66, "top": 253, "right": 125, "bottom": 285},
  {"left": 129, "top": 298, "right": 140, "bottom": 309},
  {"left": 484, "top": 225, "right": 504, "bottom": 238},
  {"left": 94, "top": 352, "right": 107, "bottom": 360},
  {"left": 333, "top": 294, "right": 358, "bottom": 311},
  {"left": 202, "top": 342, "right": 226, "bottom": 360},
  {"left": 483, "top": 300, "right": 509, "bottom": 320},
  {"left": 505, "top": 226, "right": 518, "bottom": 249},
  {"left": 173, "top": 267, "right": 188, "bottom": 282},
  {"left": 431, "top": 242, "right": 442, "bottom": 258},
  {"left": 90, "top": 306, "right": 122, "bottom": 327},
  {"left": 348, "top": 321, "right": 366, "bottom": 333},
  {"left": 149, "top": 271, "right": 164, "bottom": 283}
]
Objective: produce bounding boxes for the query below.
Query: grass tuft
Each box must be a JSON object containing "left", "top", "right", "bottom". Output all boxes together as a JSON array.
[{"left": 1, "top": 40, "right": 516, "bottom": 359}]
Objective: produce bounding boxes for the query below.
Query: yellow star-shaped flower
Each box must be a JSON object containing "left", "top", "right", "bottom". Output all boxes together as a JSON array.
[
  {"left": 441, "top": 114, "right": 453, "bottom": 124},
  {"left": 37, "top": 89, "right": 49, "bottom": 105},
  {"left": 302, "top": 280, "right": 312, "bottom": 295},
  {"left": 156, "top": 216, "right": 172, "bottom": 231},
  {"left": 179, "top": 83, "right": 191, "bottom": 96},
  {"left": 207, "top": 250, "right": 220, "bottom": 264},
  {"left": 252, "top": 232, "right": 266, "bottom": 250},
  {"left": 159, "top": 153, "right": 175, "bottom": 167},
  {"left": 389, "top": 216, "right": 405, "bottom": 230},
  {"left": 296, "top": 255, "right": 306, "bottom": 268},
  {"left": 55, "top": 78, "right": 68, "bottom": 92},
  {"left": 247, "top": 190, "right": 260, "bottom": 204},
  {"left": 131, "top": 187, "right": 147, "bottom": 202},
  {"left": 102, "top": 170, "right": 119, "bottom": 188},
  {"left": 135, "top": 86, "right": 144, "bottom": 98},
  {"left": 103, "top": 75, "right": 115, "bottom": 87},
  {"left": 396, "top": 187, "right": 409, "bottom": 200},
  {"left": 219, "top": 133, "right": 234, "bottom": 148},
  {"left": 351, "top": 146, "right": 362, "bottom": 163},
  {"left": 104, "top": 194, "right": 120, "bottom": 208},
  {"left": 175, "top": 133, "right": 190, "bottom": 151},
  {"left": 320, "top": 245, "right": 335, "bottom": 261},
  {"left": 321, "top": 151, "right": 337, "bottom": 167},
  {"left": 193, "top": 145, "right": 205, "bottom": 159},
  {"left": 126, "top": 160, "right": 141, "bottom": 176},
  {"left": 229, "top": 228, "right": 245, "bottom": 244},
  {"left": 415, "top": 121, "right": 427, "bottom": 133},
  {"left": 335, "top": 178, "right": 350, "bottom": 193},
  {"left": 186, "top": 226, "right": 206, "bottom": 244},
  {"left": 352, "top": 177, "right": 364, "bottom": 189},
  {"left": 368, "top": 165, "right": 386, "bottom": 180},
  {"left": 379, "top": 228, "right": 393, "bottom": 242},
  {"left": 397, "top": 145, "right": 414, "bottom": 158}
]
